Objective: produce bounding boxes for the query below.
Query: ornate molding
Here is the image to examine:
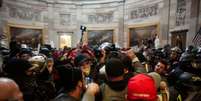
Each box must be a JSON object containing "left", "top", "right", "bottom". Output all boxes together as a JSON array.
[
  {"left": 130, "top": 4, "right": 158, "bottom": 20},
  {"left": 176, "top": 0, "right": 186, "bottom": 26},
  {"left": 45, "top": 0, "right": 123, "bottom": 5},
  {"left": 60, "top": 14, "right": 71, "bottom": 25},
  {"left": 6, "top": 3, "right": 42, "bottom": 21},
  {"left": 88, "top": 12, "right": 113, "bottom": 24}
]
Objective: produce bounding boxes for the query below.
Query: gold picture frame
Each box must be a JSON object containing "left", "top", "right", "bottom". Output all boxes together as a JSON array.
[
  {"left": 58, "top": 32, "right": 73, "bottom": 49},
  {"left": 7, "top": 23, "right": 45, "bottom": 48},
  {"left": 128, "top": 23, "right": 160, "bottom": 47},
  {"left": 87, "top": 30, "right": 114, "bottom": 46}
]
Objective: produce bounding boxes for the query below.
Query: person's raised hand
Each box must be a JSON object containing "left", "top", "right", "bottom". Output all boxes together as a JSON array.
[
  {"left": 86, "top": 83, "right": 100, "bottom": 95},
  {"left": 121, "top": 48, "right": 137, "bottom": 60}
]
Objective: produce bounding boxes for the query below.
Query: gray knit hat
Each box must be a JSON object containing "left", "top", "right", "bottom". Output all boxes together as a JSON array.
[{"left": 148, "top": 72, "right": 161, "bottom": 89}]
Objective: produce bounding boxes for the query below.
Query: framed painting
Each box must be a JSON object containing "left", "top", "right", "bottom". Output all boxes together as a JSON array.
[
  {"left": 58, "top": 32, "right": 72, "bottom": 49},
  {"left": 87, "top": 30, "right": 114, "bottom": 47},
  {"left": 171, "top": 30, "right": 187, "bottom": 50},
  {"left": 7, "top": 23, "right": 44, "bottom": 48},
  {"left": 129, "top": 24, "right": 158, "bottom": 47}
]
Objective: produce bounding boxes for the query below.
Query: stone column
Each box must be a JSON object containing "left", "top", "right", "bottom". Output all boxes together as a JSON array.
[
  {"left": 75, "top": 5, "right": 83, "bottom": 47},
  {"left": 169, "top": 0, "right": 177, "bottom": 29},
  {"left": 117, "top": 1, "right": 125, "bottom": 47},
  {"left": 168, "top": 0, "right": 177, "bottom": 46},
  {"left": 199, "top": 0, "right": 201, "bottom": 25},
  {"left": 187, "top": 0, "right": 200, "bottom": 46},
  {"left": 160, "top": 0, "right": 171, "bottom": 46},
  {"left": 0, "top": 2, "right": 9, "bottom": 48},
  {"left": 47, "top": 3, "right": 57, "bottom": 47}
]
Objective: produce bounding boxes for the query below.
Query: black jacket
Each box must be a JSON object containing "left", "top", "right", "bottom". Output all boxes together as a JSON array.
[{"left": 54, "top": 93, "right": 78, "bottom": 101}]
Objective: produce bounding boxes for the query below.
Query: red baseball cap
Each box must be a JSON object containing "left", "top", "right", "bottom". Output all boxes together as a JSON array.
[{"left": 127, "top": 74, "right": 157, "bottom": 101}]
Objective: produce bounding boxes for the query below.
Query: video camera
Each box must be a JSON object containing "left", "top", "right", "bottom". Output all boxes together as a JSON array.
[
  {"left": 80, "top": 25, "right": 87, "bottom": 43},
  {"left": 80, "top": 25, "right": 86, "bottom": 32}
]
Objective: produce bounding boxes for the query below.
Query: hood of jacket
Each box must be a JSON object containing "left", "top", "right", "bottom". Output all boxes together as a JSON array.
[{"left": 106, "top": 79, "right": 127, "bottom": 91}]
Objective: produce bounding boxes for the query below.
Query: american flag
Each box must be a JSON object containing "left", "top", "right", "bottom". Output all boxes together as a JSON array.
[{"left": 193, "top": 27, "right": 201, "bottom": 47}]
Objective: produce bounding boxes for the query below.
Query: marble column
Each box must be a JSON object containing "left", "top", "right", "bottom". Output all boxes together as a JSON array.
[
  {"left": 47, "top": 3, "right": 56, "bottom": 47},
  {"left": 160, "top": 0, "right": 171, "bottom": 46},
  {"left": 187, "top": 0, "right": 200, "bottom": 46},
  {"left": 118, "top": 1, "right": 125, "bottom": 47}
]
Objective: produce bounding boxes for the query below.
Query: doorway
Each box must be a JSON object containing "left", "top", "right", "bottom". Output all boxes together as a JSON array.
[
  {"left": 58, "top": 32, "right": 72, "bottom": 49},
  {"left": 171, "top": 30, "right": 187, "bottom": 50}
]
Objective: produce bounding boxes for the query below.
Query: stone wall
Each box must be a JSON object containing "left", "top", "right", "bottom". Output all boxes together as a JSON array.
[
  {"left": 169, "top": 0, "right": 200, "bottom": 47},
  {"left": 0, "top": 0, "right": 200, "bottom": 48}
]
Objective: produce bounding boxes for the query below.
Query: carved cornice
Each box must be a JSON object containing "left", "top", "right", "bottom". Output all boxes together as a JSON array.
[
  {"left": 129, "top": 3, "right": 159, "bottom": 20},
  {"left": 88, "top": 12, "right": 114, "bottom": 24},
  {"left": 45, "top": 0, "right": 124, "bottom": 5},
  {"left": 176, "top": 0, "right": 186, "bottom": 26},
  {"left": 5, "top": 3, "right": 42, "bottom": 21},
  {"left": 7, "top": 0, "right": 125, "bottom": 5}
]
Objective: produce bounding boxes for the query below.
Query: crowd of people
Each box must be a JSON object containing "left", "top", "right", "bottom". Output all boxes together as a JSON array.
[{"left": 0, "top": 40, "right": 201, "bottom": 101}]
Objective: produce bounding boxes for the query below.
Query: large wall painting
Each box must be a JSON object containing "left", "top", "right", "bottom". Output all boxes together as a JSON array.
[
  {"left": 129, "top": 25, "right": 158, "bottom": 47},
  {"left": 87, "top": 30, "right": 113, "bottom": 46},
  {"left": 8, "top": 25, "right": 43, "bottom": 48},
  {"left": 171, "top": 30, "right": 187, "bottom": 50},
  {"left": 58, "top": 32, "right": 72, "bottom": 48}
]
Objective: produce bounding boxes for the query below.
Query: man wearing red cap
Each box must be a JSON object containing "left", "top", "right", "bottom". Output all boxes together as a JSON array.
[{"left": 127, "top": 74, "right": 158, "bottom": 101}]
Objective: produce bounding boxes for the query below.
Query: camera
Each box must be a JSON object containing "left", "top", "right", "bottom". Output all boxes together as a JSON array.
[{"left": 80, "top": 25, "right": 86, "bottom": 32}]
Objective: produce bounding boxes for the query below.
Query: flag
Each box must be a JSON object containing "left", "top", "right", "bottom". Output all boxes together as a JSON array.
[{"left": 193, "top": 28, "right": 201, "bottom": 46}]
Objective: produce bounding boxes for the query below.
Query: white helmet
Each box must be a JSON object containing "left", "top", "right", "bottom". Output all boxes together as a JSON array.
[
  {"left": 29, "top": 55, "right": 46, "bottom": 63},
  {"left": 28, "top": 55, "right": 47, "bottom": 73},
  {"left": 98, "top": 42, "right": 113, "bottom": 50}
]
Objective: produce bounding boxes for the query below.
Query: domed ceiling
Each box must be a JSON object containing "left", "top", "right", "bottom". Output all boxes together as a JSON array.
[{"left": 37, "top": 0, "right": 124, "bottom": 4}]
